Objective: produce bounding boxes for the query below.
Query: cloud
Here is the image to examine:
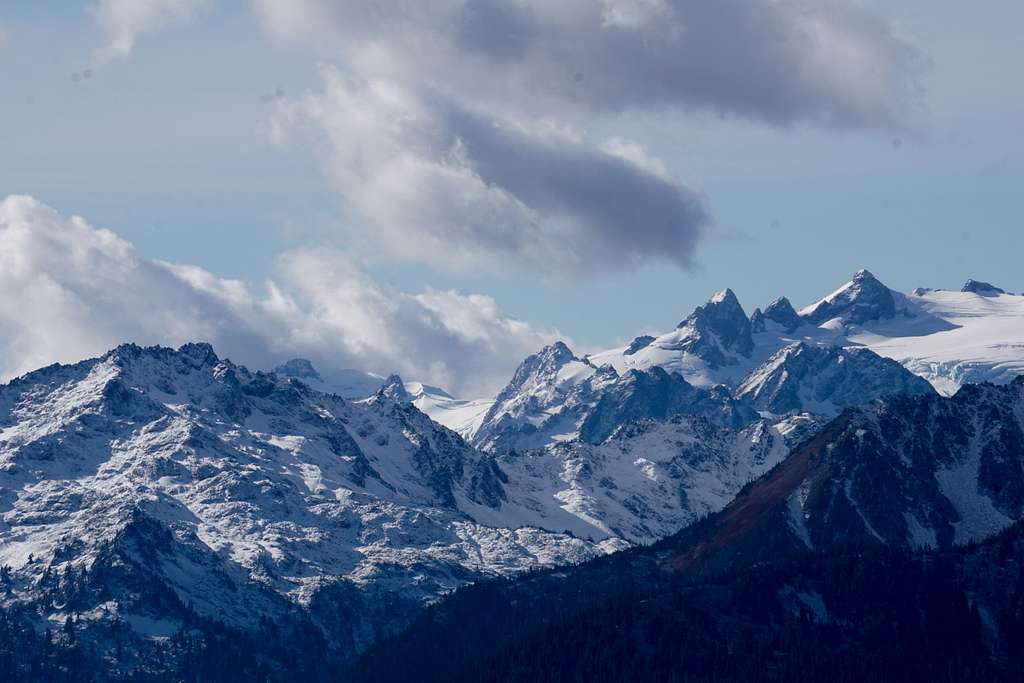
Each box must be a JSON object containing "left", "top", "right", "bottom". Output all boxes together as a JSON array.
[
  {"left": 80, "top": 1, "right": 927, "bottom": 279},
  {"left": 0, "top": 195, "right": 559, "bottom": 396},
  {"left": 254, "top": 0, "right": 924, "bottom": 276},
  {"left": 90, "top": 0, "right": 210, "bottom": 64},
  {"left": 272, "top": 69, "right": 710, "bottom": 275},
  {"left": 253, "top": 0, "right": 925, "bottom": 129}
]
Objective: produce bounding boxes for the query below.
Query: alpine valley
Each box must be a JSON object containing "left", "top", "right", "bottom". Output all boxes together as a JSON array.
[{"left": 2, "top": 270, "right": 1024, "bottom": 680}]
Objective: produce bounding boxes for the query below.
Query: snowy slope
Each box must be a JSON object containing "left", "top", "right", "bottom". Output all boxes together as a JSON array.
[
  {"left": 474, "top": 415, "right": 804, "bottom": 544},
  {"left": 847, "top": 287, "right": 1024, "bottom": 395},
  {"left": 406, "top": 382, "right": 494, "bottom": 440},
  {"left": 275, "top": 359, "right": 492, "bottom": 438}
]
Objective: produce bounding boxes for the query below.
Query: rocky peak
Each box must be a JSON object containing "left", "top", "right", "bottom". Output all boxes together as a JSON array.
[
  {"left": 376, "top": 374, "right": 411, "bottom": 403},
  {"left": 677, "top": 288, "right": 754, "bottom": 360},
  {"left": 494, "top": 341, "right": 583, "bottom": 402},
  {"left": 275, "top": 358, "right": 323, "bottom": 382},
  {"left": 962, "top": 279, "right": 1006, "bottom": 296},
  {"left": 624, "top": 335, "right": 655, "bottom": 356},
  {"left": 801, "top": 269, "right": 896, "bottom": 326},
  {"left": 762, "top": 297, "right": 802, "bottom": 331}
]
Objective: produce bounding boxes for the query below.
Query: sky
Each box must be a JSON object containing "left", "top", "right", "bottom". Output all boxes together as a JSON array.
[{"left": 1, "top": 1, "right": 1022, "bottom": 396}]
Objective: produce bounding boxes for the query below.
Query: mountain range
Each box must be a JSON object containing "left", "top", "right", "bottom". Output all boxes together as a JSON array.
[
  {"left": 1, "top": 268, "right": 1023, "bottom": 679},
  {"left": 394, "top": 269, "right": 1024, "bottom": 444},
  {"left": 352, "top": 375, "right": 1024, "bottom": 682}
]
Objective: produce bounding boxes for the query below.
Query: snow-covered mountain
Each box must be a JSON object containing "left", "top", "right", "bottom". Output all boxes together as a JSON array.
[
  {"left": 470, "top": 342, "right": 755, "bottom": 453},
  {"left": 667, "top": 375, "right": 1024, "bottom": 573},
  {"left": 479, "top": 413, "right": 815, "bottom": 544},
  {"left": 3, "top": 266, "right": 1022, "bottom": 673},
  {"left": 325, "top": 270, "right": 1022, "bottom": 444},
  {"left": 589, "top": 269, "right": 1024, "bottom": 398},
  {"left": 460, "top": 270, "right": 962, "bottom": 450},
  {"left": 735, "top": 342, "right": 936, "bottom": 416},
  {"left": 0, "top": 344, "right": 607, "bottom": 661},
  {"left": 0, "top": 342, "right": 807, "bottom": 665}
]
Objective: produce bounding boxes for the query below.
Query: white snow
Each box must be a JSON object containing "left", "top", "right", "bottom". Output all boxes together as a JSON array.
[
  {"left": 934, "top": 437, "right": 1015, "bottom": 544},
  {"left": 850, "top": 290, "right": 1024, "bottom": 395},
  {"left": 479, "top": 416, "right": 792, "bottom": 544}
]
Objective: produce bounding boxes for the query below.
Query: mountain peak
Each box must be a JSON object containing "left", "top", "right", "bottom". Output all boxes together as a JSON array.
[
  {"left": 800, "top": 269, "right": 895, "bottom": 326},
  {"left": 678, "top": 287, "right": 754, "bottom": 359},
  {"left": 624, "top": 335, "right": 655, "bottom": 355},
  {"left": 488, "top": 341, "right": 589, "bottom": 409},
  {"left": 527, "top": 341, "right": 578, "bottom": 370},
  {"left": 757, "top": 297, "right": 801, "bottom": 332},
  {"left": 275, "top": 358, "right": 322, "bottom": 381},
  {"left": 708, "top": 288, "right": 739, "bottom": 305},
  {"left": 377, "top": 373, "right": 411, "bottom": 402},
  {"left": 961, "top": 279, "right": 1006, "bottom": 296},
  {"left": 100, "top": 342, "right": 221, "bottom": 373},
  {"left": 547, "top": 340, "right": 575, "bottom": 358}
]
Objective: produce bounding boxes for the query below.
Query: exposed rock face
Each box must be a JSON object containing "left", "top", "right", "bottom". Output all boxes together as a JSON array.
[
  {"left": 675, "top": 288, "right": 755, "bottom": 364},
  {"left": 667, "top": 376, "right": 1024, "bottom": 574},
  {"left": 623, "top": 335, "right": 655, "bottom": 355}
]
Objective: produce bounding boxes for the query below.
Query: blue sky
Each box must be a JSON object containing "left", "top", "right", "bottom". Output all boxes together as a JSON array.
[{"left": 1, "top": 1, "right": 1022, "bottom": 392}]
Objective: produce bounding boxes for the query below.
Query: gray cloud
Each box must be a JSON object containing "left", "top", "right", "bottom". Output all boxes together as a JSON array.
[
  {"left": 255, "top": 0, "right": 925, "bottom": 129},
  {"left": 273, "top": 70, "right": 710, "bottom": 275},
  {"left": 255, "top": 0, "right": 924, "bottom": 275}
]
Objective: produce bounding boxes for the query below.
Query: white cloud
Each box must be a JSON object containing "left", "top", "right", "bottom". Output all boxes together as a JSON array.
[
  {"left": 90, "top": 0, "right": 210, "bottom": 64},
  {"left": 0, "top": 195, "right": 559, "bottom": 396}
]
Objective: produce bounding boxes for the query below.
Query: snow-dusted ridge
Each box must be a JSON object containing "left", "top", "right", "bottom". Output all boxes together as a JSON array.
[
  {"left": 0, "top": 341, "right": 803, "bottom": 659},
  {"left": 0, "top": 343, "right": 605, "bottom": 657},
  {"left": 587, "top": 270, "right": 1024, "bottom": 400},
  {"left": 269, "top": 270, "right": 1022, "bottom": 444}
]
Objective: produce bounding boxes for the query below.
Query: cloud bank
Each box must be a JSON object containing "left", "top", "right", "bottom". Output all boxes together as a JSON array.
[{"left": 0, "top": 196, "right": 558, "bottom": 396}]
